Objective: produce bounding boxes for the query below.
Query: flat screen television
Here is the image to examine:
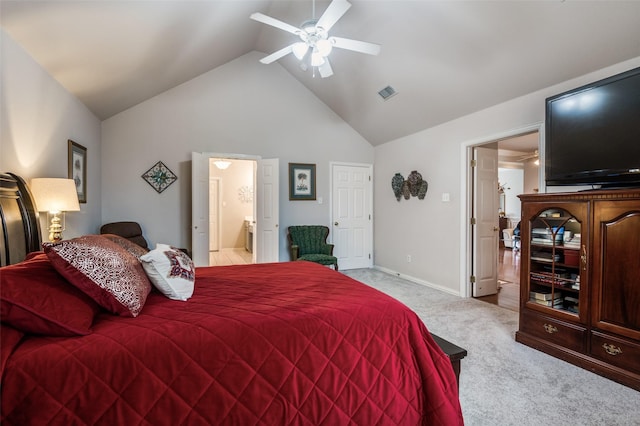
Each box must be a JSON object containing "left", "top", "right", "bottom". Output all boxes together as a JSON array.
[{"left": 545, "top": 66, "right": 640, "bottom": 188}]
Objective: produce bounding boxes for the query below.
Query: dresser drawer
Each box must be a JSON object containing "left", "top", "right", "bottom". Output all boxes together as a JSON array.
[
  {"left": 590, "top": 331, "right": 640, "bottom": 375},
  {"left": 520, "top": 311, "right": 587, "bottom": 353}
]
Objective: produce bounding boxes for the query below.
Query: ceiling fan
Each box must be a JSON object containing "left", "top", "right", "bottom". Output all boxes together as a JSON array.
[{"left": 250, "top": 0, "right": 381, "bottom": 78}]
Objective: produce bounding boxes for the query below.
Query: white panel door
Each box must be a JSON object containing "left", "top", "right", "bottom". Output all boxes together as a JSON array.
[
  {"left": 473, "top": 146, "right": 499, "bottom": 297},
  {"left": 331, "top": 163, "right": 373, "bottom": 270},
  {"left": 256, "top": 158, "right": 279, "bottom": 263},
  {"left": 191, "top": 152, "right": 209, "bottom": 267}
]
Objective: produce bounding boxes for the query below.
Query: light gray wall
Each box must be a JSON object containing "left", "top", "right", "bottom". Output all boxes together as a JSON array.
[
  {"left": 1, "top": 30, "right": 102, "bottom": 241},
  {"left": 101, "top": 51, "right": 374, "bottom": 259},
  {"left": 373, "top": 57, "right": 640, "bottom": 295}
]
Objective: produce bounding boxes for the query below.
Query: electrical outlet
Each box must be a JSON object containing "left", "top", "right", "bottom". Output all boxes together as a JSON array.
[{"left": 406, "top": 255, "right": 412, "bottom": 262}]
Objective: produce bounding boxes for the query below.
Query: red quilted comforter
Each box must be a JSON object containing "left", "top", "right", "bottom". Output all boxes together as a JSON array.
[{"left": 2, "top": 261, "right": 463, "bottom": 425}]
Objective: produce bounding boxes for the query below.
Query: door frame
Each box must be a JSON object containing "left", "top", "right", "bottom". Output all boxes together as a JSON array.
[
  {"left": 192, "top": 152, "right": 262, "bottom": 266},
  {"left": 460, "top": 123, "right": 544, "bottom": 297},
  {"left": 329, "top": 161, "right": 374, "bottom": 270}
]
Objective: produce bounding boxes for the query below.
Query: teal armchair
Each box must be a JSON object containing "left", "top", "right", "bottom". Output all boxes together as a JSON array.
[{"left": 287, "top": 225, "right": 338, "bottom": 270}]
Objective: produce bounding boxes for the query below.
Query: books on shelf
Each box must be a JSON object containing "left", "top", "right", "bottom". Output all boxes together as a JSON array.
[
  {"left": 531, "top": 251, "right": 561, "bottom": 262},
  {"left": 530, "top": 291, "right": 558, "bottom": 301},
  {"left": 564, "top": 296, "right": 579, "bottom": 305},
  {"left": 529, "top": 291, "right": 563, "bottom": 307},
  {"left": 564, "top": 233, "right": 582, "bottom": 249},
  {"left": 563, "top": 296, "right": 579, "bottom": 313},
  {"left": 531, "top": 297, "right": 564, "bottom": 307},
  {"left": 530, "top": 272, "right": 577, "bottom": 288}
]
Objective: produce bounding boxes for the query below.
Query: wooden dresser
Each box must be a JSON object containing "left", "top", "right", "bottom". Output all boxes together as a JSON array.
[{"left": 516, "top": 188, "right": 640, "bottom": 390}]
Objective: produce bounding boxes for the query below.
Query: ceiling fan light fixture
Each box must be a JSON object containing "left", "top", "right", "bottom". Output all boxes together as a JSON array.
[
  {"left": 292, "top": 42, "right": 309, "bottom": 60},
  {"left": 316, "top": 39, "right": 333, "bottom": 57},
  {"left": 311, "top": 50, "right": 325, "bottom": 66},
  {"left": 214, "top": 160, "right": 231, "bottom": 170}
]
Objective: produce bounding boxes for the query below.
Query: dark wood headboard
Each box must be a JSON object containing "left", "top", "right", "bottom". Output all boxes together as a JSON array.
[{"left": 0, "top": 172, "right": 42, "bottom": 266}]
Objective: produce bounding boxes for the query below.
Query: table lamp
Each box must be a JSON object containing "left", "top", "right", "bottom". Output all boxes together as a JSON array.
[{"left": 30, "top": 178, "right": 81, "bottom": 242}]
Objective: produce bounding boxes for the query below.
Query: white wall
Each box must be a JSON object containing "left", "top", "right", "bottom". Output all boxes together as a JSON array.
[
  {"left": 101, "top": 51, "right": 374, "bottom": 259},
  {"left": 374, "top": 57, "right": 640, "bottom": 295},
  {"left": 498, "top": 168, "right": 524, "bottom": 220},
  {"left": 1, "top": 30, "right": 102, "bottom": 241}
]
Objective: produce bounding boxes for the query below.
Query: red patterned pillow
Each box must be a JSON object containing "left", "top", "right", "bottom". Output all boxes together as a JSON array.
[
  {"left": 101, "top": 233, "right": 149, "bottom": 259},
  {"left": 0, "top": 252, "right": 100, "bottom": 336},
  {"left": 44, "top": 235, "right": 152, "bottom": 317}
]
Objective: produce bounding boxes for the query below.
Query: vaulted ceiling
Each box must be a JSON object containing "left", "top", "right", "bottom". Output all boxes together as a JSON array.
[{"left": 2, "top": 1, "right": 639, "bottom": 146}]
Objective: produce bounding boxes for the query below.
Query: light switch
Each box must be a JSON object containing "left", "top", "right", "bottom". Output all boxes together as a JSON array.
[
  {"left": 317, "top": 197, "right": 323, "bottom": 204},
  {"left": 442, "top": 193, "right": 450, "bottom": 202}
]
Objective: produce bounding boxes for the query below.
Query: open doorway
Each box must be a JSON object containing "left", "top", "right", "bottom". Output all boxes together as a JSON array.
[
  {"left": 192, "top": 152, "right": 279, "bottom": 267},
  {"left": 208, "top": 157, "right": 256, "bottom": 266},
  {"left": 464, "top": 125, "right": 542, "bottom": 311}
]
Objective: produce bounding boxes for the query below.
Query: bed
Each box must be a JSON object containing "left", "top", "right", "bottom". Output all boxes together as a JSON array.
[{"left": 1, "top": 172, "right": 463, "bottom": 425}]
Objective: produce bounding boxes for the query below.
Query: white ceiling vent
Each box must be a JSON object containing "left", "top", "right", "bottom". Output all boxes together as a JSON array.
[{"left": 378, "top": 85, "right": 397, "bottom": 100}]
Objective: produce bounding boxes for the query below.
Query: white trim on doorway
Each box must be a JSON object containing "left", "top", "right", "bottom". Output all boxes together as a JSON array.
[{"left": 459, "top": 123, "right": 544, "bottom": 298}]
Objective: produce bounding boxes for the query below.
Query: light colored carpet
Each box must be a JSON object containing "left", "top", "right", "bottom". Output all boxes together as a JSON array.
[{"left": 343, "top": 268, "right": 640, "bottom": 426}]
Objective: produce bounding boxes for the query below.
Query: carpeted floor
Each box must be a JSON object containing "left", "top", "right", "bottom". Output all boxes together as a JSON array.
[{"left": 343, "top": 268, "right": 640, "bottom": 426}]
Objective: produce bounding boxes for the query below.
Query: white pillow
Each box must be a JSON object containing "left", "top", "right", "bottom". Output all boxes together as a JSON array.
[{"left": 140, "top": 244, "right": 195, "bottom": 301}]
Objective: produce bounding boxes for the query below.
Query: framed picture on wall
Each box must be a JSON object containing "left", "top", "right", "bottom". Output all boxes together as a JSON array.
[
  {"left": 68, "top": 140, "right": 87, "bottom": 203},
  {"left": 289, "top": 163, "right": 316, "bottom": 200}
]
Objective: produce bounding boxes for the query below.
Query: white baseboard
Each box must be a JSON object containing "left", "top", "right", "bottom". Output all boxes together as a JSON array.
[{"left": 373, "top": 265, "right": 464, "bottom": 297}]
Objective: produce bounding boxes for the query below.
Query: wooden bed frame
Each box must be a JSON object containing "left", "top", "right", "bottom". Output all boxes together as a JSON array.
[
  {"left": 0, "top": 171, "right": 467, "bottom": 387},
  {"left": 0, "top": 172, "right": 41, "bottom": 266}
]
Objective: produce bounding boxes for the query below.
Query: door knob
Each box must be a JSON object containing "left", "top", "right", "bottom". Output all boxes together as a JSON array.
[
  {"left": 493, "top": 226, "right": 499, "bottom": 231},
  {"left": 334, "top": 222, "right": 339, "bottom": 226}
]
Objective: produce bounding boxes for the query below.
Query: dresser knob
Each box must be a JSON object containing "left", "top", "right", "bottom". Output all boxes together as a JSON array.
[{"left": 543, "top": 324, "right": 558, "bottom": 334}]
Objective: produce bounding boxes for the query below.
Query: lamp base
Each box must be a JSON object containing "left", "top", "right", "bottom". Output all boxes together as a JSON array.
[{"left": 48, "top": 212, "right": 64, "bottom": 242}]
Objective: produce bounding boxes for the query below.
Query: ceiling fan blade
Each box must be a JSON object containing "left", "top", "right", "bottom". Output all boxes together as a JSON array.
[
  {"left": 250, "top": 12, "right": 300, "bottom": 35},
  {"left": 316, "top": 0, "right": 352, "bottom": 32},
  {"left": 318, "top": 59, "right": 334, "bottom": 78},
  {"left": 260, "top": 44, "right": 294, "bottom": 64},
  {"left": 330, "top": 36, "right": 381, "bottom": 55}
]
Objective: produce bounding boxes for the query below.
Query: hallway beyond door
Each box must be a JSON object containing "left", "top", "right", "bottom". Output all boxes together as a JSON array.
[{"left": 477, "top": 247, "right": 520, "bottom": 312}]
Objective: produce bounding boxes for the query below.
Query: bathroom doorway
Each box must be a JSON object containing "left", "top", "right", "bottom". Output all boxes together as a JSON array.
[{"left": 209, "top": 157, "right": 256, "bottom": 266}]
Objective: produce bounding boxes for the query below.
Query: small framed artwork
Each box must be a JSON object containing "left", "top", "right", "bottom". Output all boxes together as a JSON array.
[
  {"left": 289, "top": 163, "right": 316, "bottom": 200},
  {"left": 68, "top": 140, "right": 87, "bottom": 203}
]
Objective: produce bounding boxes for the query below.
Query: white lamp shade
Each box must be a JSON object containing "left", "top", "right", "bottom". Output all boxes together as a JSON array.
[{"left": 30, "top": 178, "right": 81, "bottom": 213}]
